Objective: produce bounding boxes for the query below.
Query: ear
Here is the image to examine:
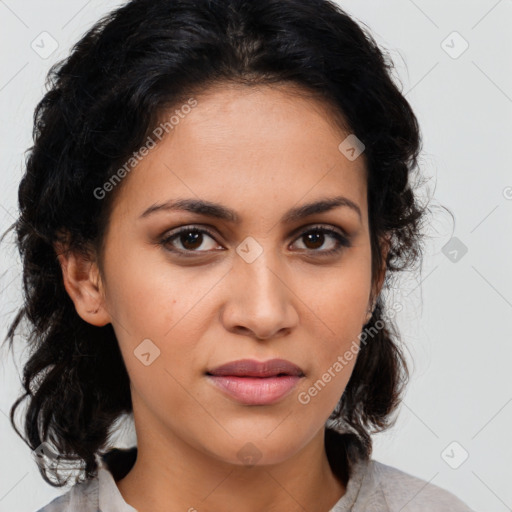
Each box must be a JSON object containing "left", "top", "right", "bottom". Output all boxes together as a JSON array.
[
  {"left": 374, "top": 232, "right": 391, "bottom": 297},
  {"left": 54, "top": 241, "right": 111, "bottom": 327},
  {"left": 365, "top": 233, "right": 391, "bottom": 323}
]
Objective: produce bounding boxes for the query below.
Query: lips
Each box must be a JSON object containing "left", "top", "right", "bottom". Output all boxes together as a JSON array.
[
  {"left": 206, "top": 358, "right": 305, "bottom": 378},
  {"left": 206, "top": 358, "right": 305, "bottom": 405}
]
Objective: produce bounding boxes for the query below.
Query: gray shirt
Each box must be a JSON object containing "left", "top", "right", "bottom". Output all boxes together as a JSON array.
[{"left": 36, "top": 450, "right": 475, "bottom": 511}]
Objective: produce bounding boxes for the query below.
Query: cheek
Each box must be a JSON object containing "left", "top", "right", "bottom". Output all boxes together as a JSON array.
[
  {"left": 103, "top": 249, "right": 205, "bottom": 339},
  {"left": 308, "top": 256, "right": 371, "bottom": 336},
  {"left": 297, "top": 260, "right": 370, "bottom": 403},
  {"left": 296, "top": 299, "right": 363, "bottom": 416},
  {"left": 104, "top": 257, "right": 218, "bottom": 391}
]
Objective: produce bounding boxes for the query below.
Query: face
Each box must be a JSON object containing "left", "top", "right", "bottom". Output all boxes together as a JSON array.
[{"left": 82, "top": 84, "right": 383, "bottom": 466}]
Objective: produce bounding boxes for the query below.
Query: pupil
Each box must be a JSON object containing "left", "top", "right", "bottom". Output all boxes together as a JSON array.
[
  {"left": 182, "top": 231, "right": 202, "bottom": 249},
  {"left": 306, "top": 231, "right": 323, "bottom": 249}
]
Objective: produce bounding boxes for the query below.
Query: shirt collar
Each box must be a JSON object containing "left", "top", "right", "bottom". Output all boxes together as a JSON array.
[{"left": 95, "top": 452, "right": 138, "bottom": 512}]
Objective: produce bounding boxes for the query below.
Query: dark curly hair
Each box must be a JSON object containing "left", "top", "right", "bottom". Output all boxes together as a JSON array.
[{"left": 2, "top": 0, "right": 430, "bottom": 488}]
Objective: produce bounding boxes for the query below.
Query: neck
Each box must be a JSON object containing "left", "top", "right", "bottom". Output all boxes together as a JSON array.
[{"left": 116, "top": 422, "right": 347, "bottom": 512}]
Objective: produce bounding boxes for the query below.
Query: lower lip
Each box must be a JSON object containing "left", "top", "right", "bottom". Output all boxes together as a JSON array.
[{"left": 207, "top": 375, "right": 302, "bottom": 405}]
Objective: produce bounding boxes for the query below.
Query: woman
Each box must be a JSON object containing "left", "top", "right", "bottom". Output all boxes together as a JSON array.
[{"left": 3, "top": 0, "right": 475, "bottom": 510}]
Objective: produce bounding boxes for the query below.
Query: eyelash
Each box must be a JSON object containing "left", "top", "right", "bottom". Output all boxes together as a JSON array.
[{"left": 158, "top": 224, "right": 351, "bottom": 258}]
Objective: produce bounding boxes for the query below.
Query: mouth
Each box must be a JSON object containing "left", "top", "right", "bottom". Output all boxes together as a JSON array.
[
  {"left": 205, "top": 358, "right": 305, "bottom": 405},
  {"left": 206, "top": 358, "right": 305, "bottom": 378}
]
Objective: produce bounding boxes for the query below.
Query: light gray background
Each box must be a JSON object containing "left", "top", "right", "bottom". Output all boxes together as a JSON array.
[{"left": 1, "top": 1, "right": 511, "bottom": 511}]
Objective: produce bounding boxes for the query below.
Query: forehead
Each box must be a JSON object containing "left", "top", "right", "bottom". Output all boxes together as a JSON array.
[{"left": 110, "top": 84, "right": 368, "bottom": 225}]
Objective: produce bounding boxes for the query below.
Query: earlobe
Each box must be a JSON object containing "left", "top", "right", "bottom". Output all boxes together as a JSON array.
[{"left": 54, "top": 242, "right": 111, "bottom": 327}]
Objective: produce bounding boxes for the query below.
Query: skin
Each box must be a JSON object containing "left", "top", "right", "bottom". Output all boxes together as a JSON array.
[{"left": 57, "top": 83, "right": 388, "bottom": 512}]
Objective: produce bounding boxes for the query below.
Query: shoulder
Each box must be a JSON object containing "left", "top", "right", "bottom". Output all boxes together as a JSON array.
[
  {"left": 358, "top": 459, "right": 475, "bottom": 512},
  {"left": 35, "top": 492, "right": 71, "bottom": 512},
  {"left": 35, "top": 475, "right": 99, "bottom": 512},
  {"left": 34, "top": 447, "right": 136, "bottom": 512}
]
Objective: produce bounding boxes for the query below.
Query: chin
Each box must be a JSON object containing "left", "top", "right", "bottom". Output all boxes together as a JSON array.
[{"left": 202, "top": 430, "right": 312, "bottom": 467}]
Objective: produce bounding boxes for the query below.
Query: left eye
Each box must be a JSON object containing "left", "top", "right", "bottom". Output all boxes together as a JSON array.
[{"left": 290, "top": 226, "right": 350, "bottom": 254}]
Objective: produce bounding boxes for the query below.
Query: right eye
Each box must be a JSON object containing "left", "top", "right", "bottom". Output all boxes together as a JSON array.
[{"left": 159, "top": 226, "right": 224, "bottom": 256}]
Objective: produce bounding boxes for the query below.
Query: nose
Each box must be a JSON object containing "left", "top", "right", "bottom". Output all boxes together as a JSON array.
[{"left": 220, "top": 244, "right": 299, "bottom": 341}]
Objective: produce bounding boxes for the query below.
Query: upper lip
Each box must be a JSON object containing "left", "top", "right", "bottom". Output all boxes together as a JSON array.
[{"left": 206, "top": 358, "right": 305, "bottom": 377}]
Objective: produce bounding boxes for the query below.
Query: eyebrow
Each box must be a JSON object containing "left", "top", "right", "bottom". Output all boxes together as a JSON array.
[{"left": 139, "top": 195, "right": 362, "bottom": 224}]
